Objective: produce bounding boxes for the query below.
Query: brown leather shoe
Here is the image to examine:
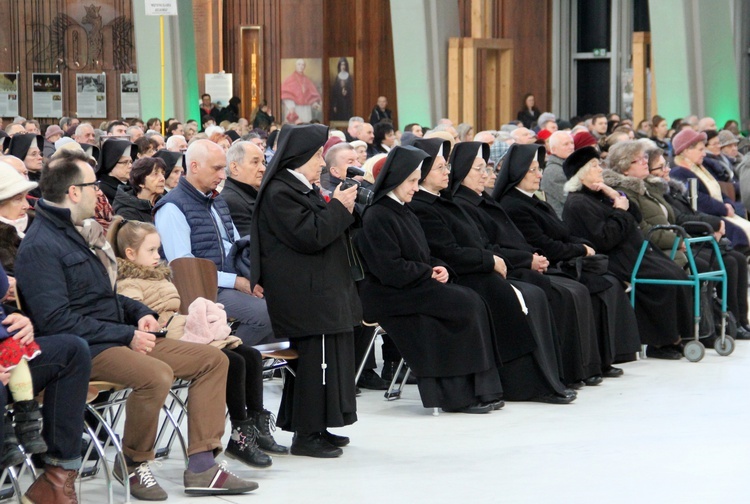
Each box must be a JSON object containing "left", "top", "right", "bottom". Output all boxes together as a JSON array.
[{"left": 22, "top": 465, "right": 78, "bottom": 504}]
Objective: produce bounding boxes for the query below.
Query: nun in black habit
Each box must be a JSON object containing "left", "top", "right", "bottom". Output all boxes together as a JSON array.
[
  {"left": 451, "top": 142, "right": 605, "bottom": 386},
  {"left": 560, "top": 147, "right": 692, "bottom": 360},
  {"left": 355, "top": 145, "right": 502, "bottom": 413},
  {"left": 7, "top": 133, "right": 44, "bottom": 197},
  {"left": 250, "top": 124, "right": 361, "bottom": 457},
  {"left": 409, "top": 138, "right": 574, "bottom": 403},
  {"left": 492, "top": 143, "right": 641, "bottom": 371},
  {"left": 98, "top": 139, "right": 138, "bottom": 203}
]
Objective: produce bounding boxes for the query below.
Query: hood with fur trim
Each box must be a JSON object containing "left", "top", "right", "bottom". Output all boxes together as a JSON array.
[
  {"left": 601, "top": 169, "right": 645, "bottom": 195},
  {"left": 116, "top": 258, "right": 172, "bottom": 282}
]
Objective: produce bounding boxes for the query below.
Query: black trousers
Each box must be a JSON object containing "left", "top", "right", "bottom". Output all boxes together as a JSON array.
[{"left": 223, "top": 344, "right": 264, "bottom": 422}]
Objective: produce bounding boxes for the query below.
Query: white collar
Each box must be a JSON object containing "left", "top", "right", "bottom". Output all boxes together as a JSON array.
[
  {"left": 286, "top": 168, "right": 313, "bottom": 190},
  {"left": 418, "top": 185, "right": 440, "bottom": 196},
  {"left": 515, "top": 186, "right": 536, "bottom": 198},
  {"left": 386, "top": 191, "right": 404, "bottom": 205}
]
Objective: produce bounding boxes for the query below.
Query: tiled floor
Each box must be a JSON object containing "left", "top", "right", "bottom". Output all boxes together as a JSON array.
[{"left": 6, "top": 340, "right": 750, "bottom": 504}]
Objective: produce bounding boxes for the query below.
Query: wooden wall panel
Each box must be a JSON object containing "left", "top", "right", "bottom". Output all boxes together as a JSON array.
[
  {"left": 0, "top": 0, "right": 135, "bottom": 123},
  {"left": 458, "top": 0, "right": 552, "bottom": 120}
]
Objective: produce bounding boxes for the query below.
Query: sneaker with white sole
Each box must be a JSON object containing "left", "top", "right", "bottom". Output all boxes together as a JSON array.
[
  {"left": 113, "top": 460, "right": 168, "bottom": 501},
  {"left": 183, "top": 461, "right": 258, "bottom": 495}
]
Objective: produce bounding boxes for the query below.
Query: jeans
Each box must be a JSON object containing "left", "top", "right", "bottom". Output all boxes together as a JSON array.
[
  {"left": 29, "top": 334, "right": 92, "bottom": 470},
  {"left": 217, "top": 288, "right": 276, "bottom": 346}
]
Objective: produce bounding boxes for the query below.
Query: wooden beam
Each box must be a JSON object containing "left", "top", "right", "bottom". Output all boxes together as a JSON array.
[{"left": 448, "top": 38, "right": 463, "bottom": 125}]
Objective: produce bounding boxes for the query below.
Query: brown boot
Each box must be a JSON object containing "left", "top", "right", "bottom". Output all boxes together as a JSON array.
[{"left": 22, "top": 465, "right": 78, "bottom": 504}]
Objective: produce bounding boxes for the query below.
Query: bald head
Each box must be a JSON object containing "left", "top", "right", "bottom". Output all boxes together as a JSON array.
[
  {"left": 548, "top": 131, "right": 575, "bottom": 159},
  {"left": 698, "top": 117, "right": 717, "bottom": 132},
  {"left": 185, "top": 139, "right": 227, "bottom": 193},
  {"left": 511, "top": 128, "right": 536, "bottom": 145},
  {"left": 473, "top": 131, "right": 496, "bottom": 144},
  {"left": 0, "top": 155, "right": 28, "bottom": 178}
]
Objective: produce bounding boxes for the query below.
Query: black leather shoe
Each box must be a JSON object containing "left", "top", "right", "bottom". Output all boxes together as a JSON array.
[
  {"left": 531, "top": 393, "right": 576, "bottom": 405},
  {"left": 321, "top": 430, "right": 350, "bottom": 447},
  {"left": 442, "top": 403, "right": 493, "bottom": 414},
  {"left": 566, "top": 380, "right": 586, "bottom": 390},
  {"left": 380, "top": 361, "right": 417, "bottom": 385},
  {"left": 290, "top": 433, "right": 342, "bottom": 458},
  {"left": 488, "top": 399, "right": 505, "bottom": 410},
  {"left": 646, "top": 345, "right": 683, "bottom": 360},
  {"left": 602, "top": 366, "right": 624, "bottom": 378},
  {"left": 357, "top": 369, "right": 389, "bottom": 390},
  {"left": 734, "top": 326, "right": 750, "bottom": 340},
  {"left": 583, "top": 375, "right": 603, "bottom": 386}
]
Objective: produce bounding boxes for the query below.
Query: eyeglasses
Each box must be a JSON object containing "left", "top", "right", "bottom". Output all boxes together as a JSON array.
[
  {"left": 631, "top": 156, "right": 649, "bottom": 165},
  {"left": 433, "top": 164, "right": 451, "bottom": 173},
  {"left": 74, "top": 180, "right": 101, "bottom": 189},
  {"left": 528, "top": 167, "right": 542, "bottom": 174},
  {"left": 649, "top": 164, "right": 669, "bottom": 172},
  {"left": 116, "top": 159, "right": 133, "bottom": 166}
]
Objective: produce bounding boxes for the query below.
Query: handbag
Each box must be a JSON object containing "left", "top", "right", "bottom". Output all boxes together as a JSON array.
[{"left": 562, "top": 254, "right": 609, "bottom": 279}]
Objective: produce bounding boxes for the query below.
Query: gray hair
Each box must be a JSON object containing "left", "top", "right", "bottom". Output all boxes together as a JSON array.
[
  {"left": 348, "top": 116, "right": 364, "bottom": 127},
  {"left": 165, "top": 134, "right": 186, "bottom": 150},
  {"left": 127, "top": 125, "right": 143, "bottom": 135},
  {"left": 324, "top": 143, "right": 355, "bottom": 170},
  {"left": 75, "top": 122, "right": 94, "bottom": 136},
  {"left": 548, "top": 131, "right": 573, "bottom": 150},
  {"left": 225, "top": 141, "right": 251, "bottom": 175},
  {"left": 456, "top": 123, "right": 473, "bottom": 141},
  {"left": 607, "top": 140, "right": 644, "bottom": 174}
]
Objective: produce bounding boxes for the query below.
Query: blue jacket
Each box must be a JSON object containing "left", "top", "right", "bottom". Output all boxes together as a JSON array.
[
  {"left": 153, "top": 176, "right": 235, "bottom": 271},
  {"left": 15, "top": 200, "right": 156, "bottom": 358}
]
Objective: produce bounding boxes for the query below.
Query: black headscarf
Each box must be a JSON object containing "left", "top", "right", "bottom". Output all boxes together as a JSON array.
[
  {"left": 447, "top": 141, "right": 490, "bottom": 196},
  {"left": 492, "top": 143, "right": 546, "bottom": 200},
  {"left": 412, "top": 138, "right": 451, "bottom": 182},
  {"left": 370, "top": 145, "right": 431, "bottom": 205},
  {"left": 562, "top": 146, "right": 600, "bottom": 180},
  {"left": 7, "top": 133, "right": 44, "bottom": 160},
  {"left": 152, "top": 149, "right": 185, "bottom": 179},
  {"left": 79, "top": 142, "right": 100, "bottom": 168},
  {"left": 99, "top": 139, "right": 137, "bottom": 175},
  {"left": 250, "top": 123, "right": 329, "bottom": 286}
]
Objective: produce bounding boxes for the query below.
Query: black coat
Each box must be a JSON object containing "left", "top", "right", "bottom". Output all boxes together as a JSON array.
[
  {"left": 500, "top": 189, "right": 589, "bottom": 263},
  {"left": 221, "top": 177, "right": 257, "bottom": 238},
  {"left": 562, "top": 187, "right": 692, "bottom": 346},
  {"left": 255, "top": 169, "right": 361, "bottom": 338},
  {"left": 517, "top": 108, "right": 540, "bottom": 129},
  {"left": 100, "top": 174, "right": 125, "bottom": 204},
  {"left": 112, "top": 185, "right": 156, "bottom": 223},
  {"left": 356, "top": 197, "right": 499, "bottom": 377},
  {"left": 15, "top": 201, "right": 155, "bottom": 358},
  {"left": 409, "top": 190, "right": 537, "bottom": 362}
]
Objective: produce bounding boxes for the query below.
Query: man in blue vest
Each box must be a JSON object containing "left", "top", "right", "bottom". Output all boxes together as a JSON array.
[{"left": 154, "top": 139, "right": 275, "bottom": 346}]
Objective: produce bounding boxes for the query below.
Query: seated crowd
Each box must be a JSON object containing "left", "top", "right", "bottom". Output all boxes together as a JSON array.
[{"left": 1, "top": 95, "right": 750, "bottom": 503}]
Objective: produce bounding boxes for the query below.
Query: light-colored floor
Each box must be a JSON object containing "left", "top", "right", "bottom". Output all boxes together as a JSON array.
[{"left": 7, "top": 340, "right": 750, "bottom": 504}]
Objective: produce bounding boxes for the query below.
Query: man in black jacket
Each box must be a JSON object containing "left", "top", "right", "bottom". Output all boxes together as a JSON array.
[
  {"left": 16, "top": 150, "right": 258, "bottom": 500},
  {"left": 222, "top": 141, "right": 266, "bottom": 237}
]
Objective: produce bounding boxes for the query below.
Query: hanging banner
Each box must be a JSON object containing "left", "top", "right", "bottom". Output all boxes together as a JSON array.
[
  {"left": 204, "top": 72, "right": 233, "bottom": 108},
  {"left": 76, "top": 73, "right": 106, "bottom": 118},
  {"left": 0, "top": 73, "right": 19, "bottom": 117},
  {"left": 120, "top": 73, "right": 140, "bottom": 118},
  {"left": 32, "top": 73, "right": 63, "bottom": 118}
]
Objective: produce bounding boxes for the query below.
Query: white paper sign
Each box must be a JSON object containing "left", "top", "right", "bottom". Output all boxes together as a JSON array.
[
  {"left": 76, "top": 73, "right": 106, "bottom": 118},
  {"left": 120, "top": 73, "right": 140, "bottom": 118},
  {"left": 145, "top": 0, "right": 178, "bottom": 16},
  {"left": 204, "top": 73, "right": 233, "bottom": 108},
  {"left": 0, "top": 73, "right": 19, "bottom": 117},
  {"left": 32, "top": 73, "right": 63, "bottom": 119}
]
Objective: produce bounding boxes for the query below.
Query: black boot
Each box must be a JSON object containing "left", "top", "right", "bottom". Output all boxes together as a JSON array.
[
  {"left": 251, "top": 410, "right": 289, "bottom": 455},
  {"left": 2, "top": 423, "right": 25, "bottom": 469},
  {"left": 225, "top": 418, "right": 272, "bottom": 468},
  {"left": 290, "top": 432, "right": 342, "bottom": 458},
  {"left": 13, "top": 400, "right": 47, "bottom": 455}
]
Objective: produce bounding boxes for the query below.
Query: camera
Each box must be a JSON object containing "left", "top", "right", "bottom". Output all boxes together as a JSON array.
[{"left": 340, "top": 166, "right": 374, "bottom": 206}]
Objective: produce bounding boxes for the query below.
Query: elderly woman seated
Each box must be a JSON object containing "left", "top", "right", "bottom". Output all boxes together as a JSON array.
[
  {"left": 113, "top": 157, "right": 167, "bottom": 222},
  {"left": 490, "top": 143, "right": 641, "bottom": 373},
  {"left": 356, "top": 145, "right": 504, "bottom": 413},
  {"left": 670, "top": 128, "right": 750, "bottom": 251},
  {"left": 561, "top": 147, "right": 693, "bottom": 360}
]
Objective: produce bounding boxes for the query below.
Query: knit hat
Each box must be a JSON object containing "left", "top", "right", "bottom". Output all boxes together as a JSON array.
[
  {"left": 573, "top": 131, "right": 597, "bottom": 150},
  {"left": 0, "top": 162, "right": 38, "bottom": 200},
  {"left": 537, "top": 112, "right": 556, "bottom": 128},
  {"left": 563, "top": 146, "right": 600, "bottom": 179},
  {"left": 537, "top": 129, "right": 552, "bottom": 141},
  {"left": 45, "top": 125, "right": 64, "bottom": 140},
  {"left": 718, "top": 130, "right": 739, "bottom": 148},
  {"left": 672, "top": 129, "right": 707, "bottom": 156}
]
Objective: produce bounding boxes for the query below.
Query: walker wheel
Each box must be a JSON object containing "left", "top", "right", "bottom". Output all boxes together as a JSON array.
[
  {"left": 714, "top": 335, "right": 735, "bottom": 356},
  {"left": 683, "top": 341, "right": 705, "bottom": 362}
]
